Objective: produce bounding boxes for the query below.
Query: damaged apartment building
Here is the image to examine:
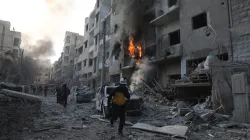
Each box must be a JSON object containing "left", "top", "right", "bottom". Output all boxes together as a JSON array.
[
  {"left": 54, "top": 0, "right": 250, "bottom": 90},
  {"left": 106, "top": 0, "right": 250, "bottom": 89}
]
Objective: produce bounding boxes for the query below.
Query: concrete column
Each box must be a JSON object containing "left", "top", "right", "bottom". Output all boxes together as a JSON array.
[{"left": 181, "top": 57, "right": 187, "bottom": 77}]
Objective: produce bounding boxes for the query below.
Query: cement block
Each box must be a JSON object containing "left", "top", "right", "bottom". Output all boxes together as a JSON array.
[
  {"left": 233, "top": 110, "right": 247, "bottom": 123},
  {"left": 233, "top": 94, "right": 248, "bottom": 111}
]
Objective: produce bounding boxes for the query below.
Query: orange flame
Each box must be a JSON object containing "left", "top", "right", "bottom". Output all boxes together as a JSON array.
[{"left": 128, "top": 37, "right": 143, "bottom": 65}]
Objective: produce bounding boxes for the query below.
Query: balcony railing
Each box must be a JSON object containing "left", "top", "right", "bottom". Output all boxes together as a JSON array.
[{"left": 150, "top": 1, "right": 180, "bottom": 26}]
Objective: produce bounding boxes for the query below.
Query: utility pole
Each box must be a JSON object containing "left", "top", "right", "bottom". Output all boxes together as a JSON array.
[{"left": 101, "top": 20, "right": 106, "bottom": 86}]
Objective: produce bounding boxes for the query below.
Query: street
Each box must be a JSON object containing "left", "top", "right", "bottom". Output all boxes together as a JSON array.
[
  {"left": 20, "top": 93, "right": 169, "bottom": 140},
  {"left": 2, "top": 91, "right": 250, "bottom": 140}
]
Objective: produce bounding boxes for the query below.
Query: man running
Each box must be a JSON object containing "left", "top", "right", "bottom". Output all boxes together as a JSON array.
[{"left": 108, "top": 78, "right": 130, "bottom": 136}]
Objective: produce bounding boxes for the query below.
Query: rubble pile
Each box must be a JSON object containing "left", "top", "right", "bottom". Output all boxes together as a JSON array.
[
  {"left": 132, "top": 78, "right": 176, "bottom": 105},
  {"left": 0, "top": 95, "right": 41, "bottom": 138}
]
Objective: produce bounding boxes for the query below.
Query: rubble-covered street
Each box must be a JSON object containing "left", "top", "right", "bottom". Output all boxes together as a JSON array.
[
  {"left": 2, "top": 0, "right": 250, "bottom": 139},
  {"left": 2, "top": 91, "right": 250, "bottom": 140}
]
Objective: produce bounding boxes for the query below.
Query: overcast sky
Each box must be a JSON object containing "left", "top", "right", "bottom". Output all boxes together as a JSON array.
[{"left": 0, "top": 0, "right": 96, "bottom": 62}]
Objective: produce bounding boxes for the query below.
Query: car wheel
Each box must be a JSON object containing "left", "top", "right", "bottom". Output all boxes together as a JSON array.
[{"left": 102, "top": 105, "right": 109, "bottom": 118}]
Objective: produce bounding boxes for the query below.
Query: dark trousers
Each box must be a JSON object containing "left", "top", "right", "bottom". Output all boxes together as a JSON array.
[
  {"left": 44, "top": 90, "right": 47, "bottom": 97},
  {"left": 62, "top": 94, "right": 68, "bottom": 108},
  {"left": 110, "top": 104, "right": 125, "bottom": 133}
]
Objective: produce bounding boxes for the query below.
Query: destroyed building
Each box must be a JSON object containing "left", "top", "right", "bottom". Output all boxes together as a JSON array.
[{"left": 51, "top": 0, "right": 250, "bottom": 92}]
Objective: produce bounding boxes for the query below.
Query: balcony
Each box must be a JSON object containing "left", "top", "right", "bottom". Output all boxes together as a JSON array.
[
  {"left": 99, "top": 35, "right": 111, "bottom": 45},
  {"left": 89, "top": 23, "right": 95, "bottom": 34},
  {"left": 150, "top": 3, "right": 180, "bottom": 26},
  {"left": 151, "top": 44, "right": 183, "bottom": 63}
]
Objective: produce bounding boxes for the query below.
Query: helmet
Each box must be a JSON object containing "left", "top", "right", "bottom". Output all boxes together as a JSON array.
[{"left": 119, "top": 78, "right": 127, "bottom": 85}]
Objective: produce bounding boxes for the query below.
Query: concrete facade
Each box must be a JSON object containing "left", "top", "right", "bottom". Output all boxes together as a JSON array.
[
  {"left": 61, "top": 31, "right": 80, "bottom": 87},
  {"left": 230, "top": 0, "right": 250, "bottom": 61},
  {"left": 34, "top": 67, "right": 50, "bottom": 85},
  {"left": 73, "top": 0, "right": 112, "bottom": 88},
  {"left": 109, "top": 0, "right": 232, "bottom": 88},
  {"left": 54, "top": 0, "right": 250, "bottom": 90},
  {"left": 0, "top": 19, "right": 21, "bottom": 62}
]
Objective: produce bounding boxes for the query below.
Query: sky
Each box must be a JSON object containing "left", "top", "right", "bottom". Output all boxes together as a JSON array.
[{"left": 0, "top": 0, "right": 96, "bottom": 63}]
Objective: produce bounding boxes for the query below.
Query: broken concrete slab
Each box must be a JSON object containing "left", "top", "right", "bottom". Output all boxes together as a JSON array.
[
  {"left": 0, "top": 89, "right": 42, "bottom": 102},
  {"left": 131, "top": 123, "right": 188, "bottom": 137}
]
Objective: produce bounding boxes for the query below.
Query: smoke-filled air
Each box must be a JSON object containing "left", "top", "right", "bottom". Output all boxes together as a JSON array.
[{"left": 130, "top": 57, "right": 152, "bottom": 92}]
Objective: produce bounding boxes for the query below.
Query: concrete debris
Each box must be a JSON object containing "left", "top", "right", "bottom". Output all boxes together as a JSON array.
[
  {"left": 178, "top": 108, "right": 190, "bottom": 116},
  {"left": 90, "top": 115, "right": 103, "bottom": 119},
  {"left": 131, "top": 123, "right": 188, "bottom": 137},
  {"left": 0, "top": 89, "right": 42, "bottom": 102}
]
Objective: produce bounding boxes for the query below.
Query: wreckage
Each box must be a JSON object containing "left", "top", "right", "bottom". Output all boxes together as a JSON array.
[{"left": 70, "top": 86, "right": 95, "bottom": 103}]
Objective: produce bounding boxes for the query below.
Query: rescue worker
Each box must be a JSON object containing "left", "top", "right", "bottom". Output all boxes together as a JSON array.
[
  {"left": 44, "top": 84, "right": 48, "bottom": 97},
  {"left": 62, "top": 83, "right": 70, "bottom": 108},
  {"left": 108, "top": 78, "right": 130, "bottom": 136}
]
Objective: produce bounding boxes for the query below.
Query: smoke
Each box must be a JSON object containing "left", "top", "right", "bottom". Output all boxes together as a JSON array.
[
  {"left": 22, "top": 35, "right": 55, "bottom": 59},
  {"left": 21, "top": 0, "right": 76, "bottom": 60},
  {"left": 130, "top": 57, "right": 152, "bottom": 91}
]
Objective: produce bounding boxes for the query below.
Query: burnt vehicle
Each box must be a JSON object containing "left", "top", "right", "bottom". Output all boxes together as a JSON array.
[
  {"left": 95, "top": 86, "right": 143, "bottom": 118},
  {"left": 71, "top": 86, "right": 95, "bottom": 103}
]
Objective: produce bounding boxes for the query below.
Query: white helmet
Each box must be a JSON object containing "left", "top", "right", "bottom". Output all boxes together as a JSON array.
[{"left": 119, "top": 78, "right": 127, "bottom": 85}]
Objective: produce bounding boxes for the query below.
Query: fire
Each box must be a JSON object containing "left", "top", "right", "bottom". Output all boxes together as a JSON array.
[{"left": 128, "top": 37, "right": 143, "bottom": 65}]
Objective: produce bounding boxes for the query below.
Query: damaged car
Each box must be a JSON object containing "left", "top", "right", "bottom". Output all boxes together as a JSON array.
[
  {"left": 95, "top": 85, "right": 143, "bottom": 118},
  {"left": 70, "top": 86, "right": 95, "bottom": 103}
]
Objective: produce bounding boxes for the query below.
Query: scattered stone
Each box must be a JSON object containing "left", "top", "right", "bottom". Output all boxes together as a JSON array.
[
  {"left": 178, "top": 108, "right": 190, "bottom": 116},
  {"left": 82, "top": 125, "right": 87, "bottom": 128},
  {"left": 184, "top": 111, "right": 195, "bottom": 121},
  {"left": 90, "top": 115, "right": 102, "bottom": 119},
  {"left": 129, "top": 135, "right": 134, "bottom": 139}
]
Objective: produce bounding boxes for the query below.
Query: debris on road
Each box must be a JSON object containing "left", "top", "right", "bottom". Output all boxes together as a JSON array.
[
  {"left": 131, "top": 123, "right": 188, "bottom": 137},
  {"left": 0, "top": 89, "right": 42, "bottom": 102}
]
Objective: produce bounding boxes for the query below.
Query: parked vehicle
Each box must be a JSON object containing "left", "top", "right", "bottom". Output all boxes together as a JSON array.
[
  {"left": 95, "top": 85, "right": 143, "bottom": 118},
  {"left": 71, "top": 86, "right": 95, "bottom": 103}
]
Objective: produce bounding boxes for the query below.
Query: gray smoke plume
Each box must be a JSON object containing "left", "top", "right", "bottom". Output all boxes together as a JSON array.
[
  {"left": 130, "top": 57, "right": 152, "bottom": 91},
  {"left": 22, "top": 35, "right": 55, "bottom": 59},
  {"left": 29, "top": 39, "right": 55, "bottom": 58},
  {"left": 21, "top": 0, "right": 76, "bottom": 59}
]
